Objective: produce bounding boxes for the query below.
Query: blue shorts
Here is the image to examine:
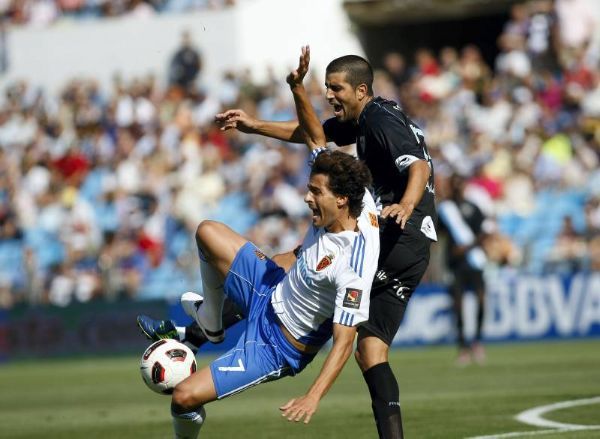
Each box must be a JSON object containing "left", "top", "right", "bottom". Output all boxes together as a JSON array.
[{"left": 210, "top": 242, "right": 316, "bottom": 399}]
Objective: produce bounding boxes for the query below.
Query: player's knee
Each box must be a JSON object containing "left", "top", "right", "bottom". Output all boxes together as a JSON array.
[
  {"left": 195, "top": 220, "right": 219, "bottom": 257},
  {"left": 195, "top": 220, "right": 213, "bottom": 245},
  {"left": 354, "top": 349, "right": 367, "bottom": 371},
  {"left": 357, "top": 342, "right": 389, "bottom": 370},
  {"left": 172, "top": 382, "right": 198, "bottom": 412}
]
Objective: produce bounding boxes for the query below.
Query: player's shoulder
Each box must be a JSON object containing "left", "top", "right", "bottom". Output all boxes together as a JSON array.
[
  {"left": 323, "top": 117, "right": 357, "bottom": 146},
  {"left": 362, "top": 97, "right": 413, "bottom": 139},
  {"left": 363, "top": 97, "right": 407, "bottom": 125},
  {"left": 324, "top": 230, "right": 357, "bottom": 251},
  {"left": 323, "top": 116, "right": 355, "bottom": 133},
  {"left": 362, "top": 188, "right": 377, "bottom": 209}
]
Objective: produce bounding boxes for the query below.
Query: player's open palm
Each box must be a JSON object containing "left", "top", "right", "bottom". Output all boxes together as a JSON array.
[
  {"left": 381, "top": 202, "right": 414, "bottom": 229},
  {"left": 286, "top": 45, "right": 310, "bottom": 88},
  {"left": 279, "top": 394, "right": 319, "bottom": 424},
  {"left": 214, "top": 109, "right": 256, "bottom": 133}
]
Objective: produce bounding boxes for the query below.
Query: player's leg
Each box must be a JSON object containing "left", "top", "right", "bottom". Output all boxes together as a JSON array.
[
  {"left": 356, "top": 331, "right": 402, "bottom": 439},
  {"left": 192, "top": 220, "right": 248, "bottom": 341},
  {"left": 356, "top": 301, "right": 405, "bottom": 439},
  {"left": 355, "top": 277, "right": 411, "bottom": 439},
  {"left": 449, "top": 273, "right": 470, "bottom": 363},
  {"left": 171, "top": 366, "right": 217, "bottom": 439},
  {"left": 471, "top": 270, "right": 486, "bottom": 364},
  {"left": 357, "top": 228, "right": 430, "bottom": 439},
  {"left": 137, "top": 297, "right": 245, "bottom": 350}
]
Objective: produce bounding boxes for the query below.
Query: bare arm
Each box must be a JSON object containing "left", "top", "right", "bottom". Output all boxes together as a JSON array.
[
  {"left": 381, "top": 160, "right": 431, "bottom": 228},
  {"left": 215, "top": 109, "right": 306, "bottom": 143},
  {"left": 279, "top": 323, "right": 356, "bottom": 423},
  {"left": 271, "top": 249, "right": 297, "bottom": 272},
  {"left": 286, "top": 45, "right": 327, "bottom": 150}
]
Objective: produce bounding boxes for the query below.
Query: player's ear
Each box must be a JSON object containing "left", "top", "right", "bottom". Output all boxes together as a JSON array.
[
  {"left": 336, "top": 195, "right": 348, "bottom": 208},
  {"left": 356, "top": 83, "right": 368, "bottom": 100}
]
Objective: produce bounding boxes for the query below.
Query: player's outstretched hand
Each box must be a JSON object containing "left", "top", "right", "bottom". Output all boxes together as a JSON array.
[
  {"left": 279, "top": 394, "right": 319, "bottom": 424},
  {"left": 214, "top": 109, "right": 257, "bottom": 133},
  {"left": 286, "top": 45, "right": 310, "bottom": 89},
  {"left": 381, "top": 202, "right": 415, "bottom": 229}
]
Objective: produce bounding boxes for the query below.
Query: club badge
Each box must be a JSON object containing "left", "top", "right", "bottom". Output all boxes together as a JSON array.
[
  {"left": 254, "top": 250, "right": 266, "bottom": 260},
  {"left": 369, "top": 212, "right": 379, "bottom": 228},
  {"left": 316, "top": 254, "right": 334, "bottom": 271}
]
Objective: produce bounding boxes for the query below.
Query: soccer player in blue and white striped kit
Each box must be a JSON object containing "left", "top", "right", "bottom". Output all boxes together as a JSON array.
[{"left": 168, "top": 81, "right": 380, "bottom": 438}]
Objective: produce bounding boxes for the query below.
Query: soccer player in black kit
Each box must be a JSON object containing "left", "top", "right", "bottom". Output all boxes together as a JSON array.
[{"left": 139, "top": 47, "right": 437, "bottom": 439}]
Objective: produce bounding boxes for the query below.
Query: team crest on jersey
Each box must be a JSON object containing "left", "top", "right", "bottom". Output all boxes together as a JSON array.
[
  {"left": 254, "top": 250, "right": 266, "bottom": 260},
  {"left": 368, "top": 212, "right": 379, "bottom": 228},
  {"left": 316, "top": 254, "right": 334, "bottom": 271},
  {"left": 343, "top": 288, "right": 362, "bottom": 309}
]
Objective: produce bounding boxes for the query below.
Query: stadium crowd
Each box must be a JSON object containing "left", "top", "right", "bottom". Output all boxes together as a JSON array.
[
  {"left": 0, "top": 0, "right": 599, "bottom": 309},
  {"left": 0, "top": 0, "right": 237, "bottom": 26}
]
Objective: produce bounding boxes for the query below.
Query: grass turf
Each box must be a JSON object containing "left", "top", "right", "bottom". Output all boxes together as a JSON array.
[{"left": 1, "top": 339, "right": 599, "bottom": 438}]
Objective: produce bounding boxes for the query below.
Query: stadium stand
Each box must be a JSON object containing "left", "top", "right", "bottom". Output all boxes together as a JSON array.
[
  {"left": 0, "top": 0, "right": 599, "bottom": 309},
  {"left": 0, "top": 0, "right": 238, "bottom": 27}
]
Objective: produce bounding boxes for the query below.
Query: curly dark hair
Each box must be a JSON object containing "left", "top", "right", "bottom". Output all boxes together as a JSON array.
[
  {"left": 326, "top": 55, "right": 374, "bottom": 96},
  {"left": 311, "top": 151, "right": 372, "bottom": 218}
]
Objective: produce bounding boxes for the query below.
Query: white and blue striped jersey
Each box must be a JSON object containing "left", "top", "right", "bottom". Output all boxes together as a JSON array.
[{"left": 270, "top": 189, "right": 380, "bottom": 347}]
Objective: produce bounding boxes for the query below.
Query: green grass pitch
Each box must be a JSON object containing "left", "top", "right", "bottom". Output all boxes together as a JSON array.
[{"left": 1, "top": 340, "right": 599, "bottom": 438}]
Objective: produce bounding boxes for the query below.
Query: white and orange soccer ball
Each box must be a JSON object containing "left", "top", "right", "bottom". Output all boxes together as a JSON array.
[{"left": 140, "top": 339, "right": 197, "bottom": 394}]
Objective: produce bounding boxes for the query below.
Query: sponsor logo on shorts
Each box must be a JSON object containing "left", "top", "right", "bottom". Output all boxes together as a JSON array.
[
  {"left": 392, "top": 280, "right": 410, "bottom": 300},
  {"left": 254, "top": 250, "right": 266, "bottom": 260},
  {"left": 316, "top": 254, "right": 334, "bottom": 271},
  {"left": 343, "top": 288, "right": 362, "bottom": 309},
  {"left": 375, "top": 269, "right": 388, "bottom": 282},
  {"left": 369, "top": 212, "right": 379, "bottom": 228}
]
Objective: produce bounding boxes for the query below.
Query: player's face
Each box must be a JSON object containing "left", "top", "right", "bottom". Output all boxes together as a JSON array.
[
  {"left": 325, "top": 72, "right": 362, "bottom": 122},
  {"left": 304, "top": 173, "right": 345, "bottom": 231}
]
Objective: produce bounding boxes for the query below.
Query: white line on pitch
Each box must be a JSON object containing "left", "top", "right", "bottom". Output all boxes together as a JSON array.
[
  {"left": 516, "top": 396, "right": 600, "bottom": 429},
  {"left": 466, "top": 396, "right": 600, "bottom": 439},
  {"left": 468, "top": 427, "right": 600, "bottom": 439}
]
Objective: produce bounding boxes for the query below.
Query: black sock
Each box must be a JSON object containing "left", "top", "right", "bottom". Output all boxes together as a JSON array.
[
  {"left": 363, "top": 362, "right": 404, "bottom": 439},
  {"left": 185, "top": 297, "right": 245, "bottom": 348},
  {"left": 475, "top": 295, "right": 484, "bottom": 342}
]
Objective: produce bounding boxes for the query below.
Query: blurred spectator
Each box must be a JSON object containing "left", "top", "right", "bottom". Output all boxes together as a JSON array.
[
  {"left": 0, "top": 19, "right": 7, "bottom": 74},
  {"left": 503, "top": 2, "right": 530, "bottom": 41},
  {"left": 526, "top": 0, "right": 559, "bottom": 72},
  {"left": 0, "top": 0, "right": 237, "bottom": 26},
  {"left": 1, "top": 0, "right": 600, "bottom": 310},
  {"left": 437, "top": 174, "right": 489, "bottom": 366},
  {"left": 383, "top": 52, "right": 410, "bottom": 88},
  {"left": 547, "top": 216, "right": 587, "bottom": 273},
  {"left": 168, "top": 30, "right": 202, "bottom": 94}
]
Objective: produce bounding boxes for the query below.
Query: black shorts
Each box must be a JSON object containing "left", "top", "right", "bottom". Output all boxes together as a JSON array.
[
  {"left": 359, "top": 222, "right": 431, "bottom": 345},
  {"left": 448, "top": 262, "right": 485, "bottom": 293}
]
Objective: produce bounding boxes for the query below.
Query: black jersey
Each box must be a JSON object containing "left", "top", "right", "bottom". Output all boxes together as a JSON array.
[
  {"left": 439, "top": 198, "right": 485, "bottom": 269},
  {"left": 323, "top": 97, "right": 437, "bottom": 241}
]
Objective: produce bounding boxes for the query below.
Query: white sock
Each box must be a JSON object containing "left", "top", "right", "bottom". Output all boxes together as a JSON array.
[
  {"left": 176, "top": 326, "right": 186, "bottom": 341},
  {"left": 197, "top": 261, "right": 224, "bottom": 332},
  {"left": 172, "top": 406, "right": 206, "bottom": 439}
]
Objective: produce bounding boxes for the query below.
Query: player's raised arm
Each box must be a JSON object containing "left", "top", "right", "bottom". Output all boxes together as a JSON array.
[
  {"left": 279, "top": 323, "right": 356, "bottom": 423},
  {"left": 215, "top": 109, "right": 306, "bottom": 143},
  {"left": 287, "top": 45, "right": 327, "bottom": 151}
]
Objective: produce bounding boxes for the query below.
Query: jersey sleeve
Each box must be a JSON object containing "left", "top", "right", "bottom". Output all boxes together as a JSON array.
[
  {"left": 368, "top": 111, "right": 428, "bottom": 174},
  {"left": 323, "top": 117, "right": 357, "bottom": 147},
  {"left": 331, "top": 250, "right": 371, "bottom": 327}
]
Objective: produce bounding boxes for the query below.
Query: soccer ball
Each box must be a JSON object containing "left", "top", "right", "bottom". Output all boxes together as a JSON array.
[{"left": 140, "top": 339, "right": 197, "bottom": 394}]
